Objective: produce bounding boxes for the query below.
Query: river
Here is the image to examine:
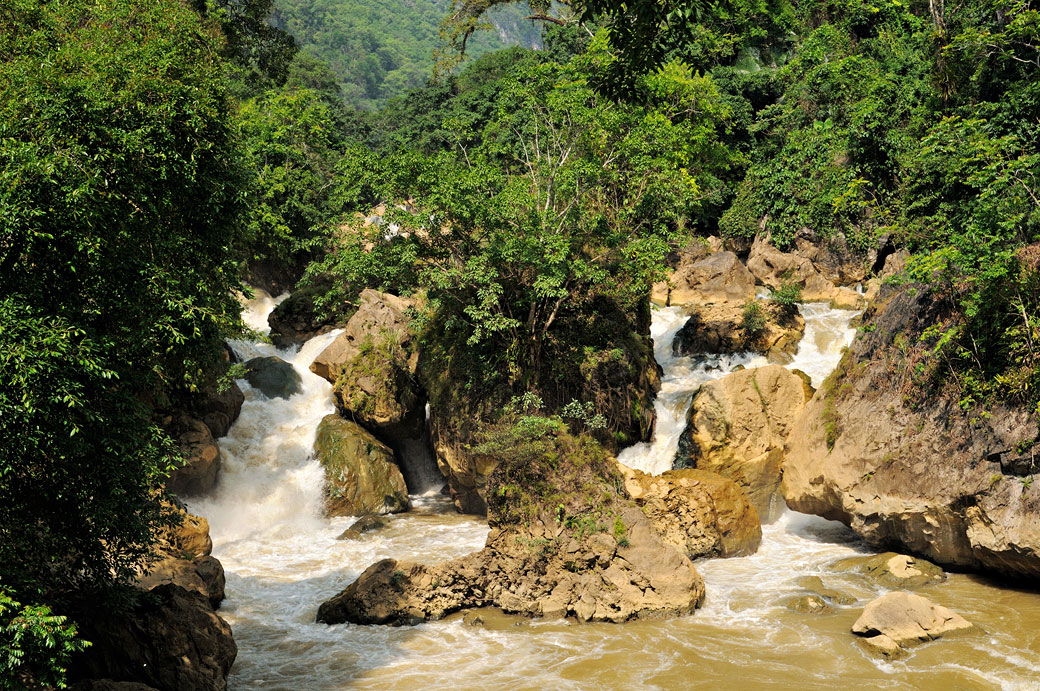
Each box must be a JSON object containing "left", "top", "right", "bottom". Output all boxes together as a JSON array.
[{"left": 188, "top": 293, "right": 1040, "bottom": 690}]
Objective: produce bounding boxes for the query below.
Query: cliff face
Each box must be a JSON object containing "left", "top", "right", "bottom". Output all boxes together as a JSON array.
[{"left": 781, "top": 287, "right": 1040, "bottom": 578}]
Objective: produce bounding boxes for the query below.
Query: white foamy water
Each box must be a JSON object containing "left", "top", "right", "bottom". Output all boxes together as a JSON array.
[{"left": 193, "top": 292, "right": 1040, "bottom": 690}]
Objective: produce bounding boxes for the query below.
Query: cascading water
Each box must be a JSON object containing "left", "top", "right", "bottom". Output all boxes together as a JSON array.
[{"left": 194, "top": 293, "right": 1040, "bottom": 690}]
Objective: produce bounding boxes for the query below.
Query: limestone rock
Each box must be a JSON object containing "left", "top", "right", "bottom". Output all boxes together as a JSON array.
[
  {"left": 652, "top": 251, "right": 756, "bottom": 307},
  {"left": 71, "top": 584, "right": 236, "bottom": 691},
  {"left": 676, "top": 365, "right": 813, "bottom": 521},
  {"left": 672, "top": 302, "right": 805, "bottom": 360},
  {"left": 314, "top": 414, "right": 410, "bottom": 516},
  {"left": 137, "top": 555, "right": 226, "bottom": 610},
  {"left": 318, "top": 431, "right": 705, "bottom": 625},
  {"left": 309, "top": 290, "right": 424, "bottom": 440},
  {"left": 619, "top": 464, "right": 761, "bottom": 558},
  {"left": 831, "top": 552, "right": 945, "bottom": 588},
  {"left": 829, "top": 287, "right": 866, "bottom": 311},
  {"left": 852, "top": 591, "right": 972, "bottom": 658},
  {"left": 165, "top": 415, "right": 221, "bottom": 497},
  {"left": 790, "top": 229, "right": 873, "bottom": 286},
  {"left": 747, "top": 234, "right": 841, "bottom": 302},
  {"left": 781, "top": 286, "right": 1040, "bottom": 578},
  {"left": 243, "top": 356, "right": 302, "bottom": 399}
]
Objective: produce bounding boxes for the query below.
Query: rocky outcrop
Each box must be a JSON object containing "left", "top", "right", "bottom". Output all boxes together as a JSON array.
[
  {"left": 314, "top": 414, "right": 410, "bottom": 516},
  {"left": 652, "top": 250, "right": 756, "bottom": 307},
  {"left": 138, "top": 504, "right": 226, "bottom": 609},
  {"left": 165, "top": 414, "right": 221, "bottom": 497},
  {"left": 268, "top": 279, "right": 354, "bottom": 349},
  {"left": 618, "top": 464, "right": 761, "bottom": 558},
  {"left": 747, "top": 234, "right": 865, "bottom": 308},
  {"left": 72, "top": 584, "right": 237, "bottom": 691},
  {"left": 671, "top": 302, "right": 805, "bottom": 360},
  {"left": 187, "top": 382, "right": 244, "bottom": 439},
  {"left": 852, "top": 591, "right": 972, "bottom": 658},
  {"left": 831, "top": 552, "right": 945, "bottom": 588},
  {"left": 242, "top": 356, "right": 302, "bottom": 399},
  {"left": 317, "top": 429, "right": 705, "bottom": 625},
  {"left": 309, "top": 290, "right": 424, "bottom": 440},
  {"left": 782, "top": 286, "right": 1040, "bottom": 577},
  {"left": 789, "top": 228, "right": 873, "bottom": 286},
  {"left": 677, "top": 365, "right": 814, "bottom": 521}
]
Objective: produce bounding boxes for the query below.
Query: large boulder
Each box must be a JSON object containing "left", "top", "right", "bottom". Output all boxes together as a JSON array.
[
  {"left": 830, "top": 552, "right": 946, "bottom": 588},
  {"left": 314, "top": 414, "right": 410, "bottom": 516},
  {"left": 672, "top": 302, "right": 805, "bottom": 360},
  {"left": 317, "top": 429, "right": 705, "bottom": 625},
  {"left": 619, "top": 464, "right": 762, "bottom": 558},
  {"left": 268, "top": 279, "right": 355, "bottom": 349},
  {"left": 165, "top": 415, "right": 221, "bottom": 497},
  {"left": 747, "top": 234, "right": 860, "bottom": 304},
  {"left": 242, "top": 356, "right": 302, "bottom": 399},
  {"left": 851, "top": 591, "right": 972, "bottom": 658},
  {"left": 782, "top": 286, "right": 1040, "bottom": 577},
  {"left": 790, "top": 228, "right": 874, "bottom": 286},
  {"left": 676, "top": 365, "right": 813, "bottom": 521},
  {"left": 652, "top": 251, "right": 756, "bottom": 307},
  {"left": 71, "top": 584, "right": 237, "bottom": 691},
  {"left": 187, "top": 381, "right": 244, "bottom": 439},
  {"left": 138, "top": 504, "right": 226, "bottom": 609},
  {"left": 309, "top": 290, "right": 424, "bottom": 440}
]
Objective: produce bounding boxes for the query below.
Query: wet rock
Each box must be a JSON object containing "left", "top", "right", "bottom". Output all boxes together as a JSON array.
[
  {"left": 676, "top": 365, "right": 814, "bottom": 521},
  {"left": 461, "top": 608, "right": 531, "bottom": 630},
  {"left": 268, "top": 279, "right": 354, "bottom": 349},
  {"left": 71, "top": 584, "right": 236, "bottom": 691},
  {"left": 652, "top": 251, "right": 756, "bottom": 307},
  {"left": 619, "top": 464, "right": 762, "bottom": 558},
  {"left": 137, "top": 555, "right": 226, "bottom": 610},
  {"left": 336, "top": 514, "right": 390, "bottom": 540},
  {"left": 165, "top": 415, "right": 221, "bottom": 497},
  {"left": 243, "top": 356, "right": 302, "bottom": 399},
  {"left": 851, "top": 591, "right": 972, "bottom": 658},
  {"left": 310, "top": 290, "right": 424, "bottom": 440},
  {"left": 188, "top": 381, "right": 244, "bottom": 439},
  {"left": 671, "top": 302, "right": 805, "bottom": 360},
  {"left": 831, "top": 552, "right": 946, "bottom": 588},
  {"left": 783, "top": 595, "right": 832, "bottom": 614},
  {"left": 795, "top": 576, "right": 856, "bottom": 605},
  {"left": 781, "top": 286, "right": 1040, "bottom": 578},
  {"left": 317, "top": 430, "right": 705, "bottom": 625},
  {"left": 747, "top": 234, "right": 842, "bottom": 302},
  {"left": 314, "top": 414, "right": 410, "bottom": 516}
]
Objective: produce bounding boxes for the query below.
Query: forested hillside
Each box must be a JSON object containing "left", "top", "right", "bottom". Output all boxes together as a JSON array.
[{"left": 272, "top": 0, "right": 544, "bottom": 108}]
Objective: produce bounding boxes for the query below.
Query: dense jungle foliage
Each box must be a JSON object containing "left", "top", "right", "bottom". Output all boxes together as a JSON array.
[{"left": 1, "top": 0, "right": 1037, "bottom": 685}]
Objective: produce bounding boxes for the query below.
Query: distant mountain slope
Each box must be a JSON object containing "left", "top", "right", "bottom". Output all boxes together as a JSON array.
[{"left": 273, "top": 0, "right": 542, "bottom": 109}]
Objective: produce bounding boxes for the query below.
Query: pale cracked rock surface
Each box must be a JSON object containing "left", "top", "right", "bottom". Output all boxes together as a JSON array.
[
  {"left": 851, "top": 591, "right": 973, "bottom": 658},
  {"left": 831, "top": 552, "right": 945, "bottom": 588},
  {"left": 677, "top": 365, "right": 814, "bottom": 521},
  {"left": 652, "top": 250, "right": 756, "bottom": 307},
  {"left": 782, "top": 286, "right": 1040, "bottom": 578},
  {"left": 747, "top": 234, "right": 856, "bottom": 304}
]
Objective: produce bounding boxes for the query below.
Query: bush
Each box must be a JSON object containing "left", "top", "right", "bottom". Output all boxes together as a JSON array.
[{"left": 741, "top": 301, "right": 768, "bottom": 339}]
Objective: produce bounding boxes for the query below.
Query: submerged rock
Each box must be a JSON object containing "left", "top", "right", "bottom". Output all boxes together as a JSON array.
[
  {"left": 243, "top": 356, "right": 302, "bottom": 399},
  {"left": 619, "top": 463, "right": 762, "bottom": 558},
  {"left": 783, "top": 595, "right": 832, "bottom": 614},
  {"left": 851, "top": 591, "right": 973, "bottom": 658},
  {"left": 831, "top": 552, "right": 946, "bottom": 588},
  {"left": 781, "top": 286, "right": 1040, "bottom": 578},
  {"left": 336, "top": 514, "right": 391, "bottom": 540},
  {"left": 676, "top": 365, "right": 813, "bottom": 521},
  {"left": 314, "top": 414, "right": 410, "bottom": 516},
  {"left": 317, "top": 429, "right": 706, "bottom": 625},
  {"left": 795, "top": 576, "right": 856, "bottom": 605}
]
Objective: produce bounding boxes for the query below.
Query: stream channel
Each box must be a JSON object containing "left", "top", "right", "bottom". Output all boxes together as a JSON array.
[{"left": 188, "top": 292, "right": 1040, "bottom": 690}]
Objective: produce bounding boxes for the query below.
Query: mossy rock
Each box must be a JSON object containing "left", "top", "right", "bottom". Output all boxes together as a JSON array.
[
  {"left": 243, "top": 356, "right": 301, "bottom": 399},
  {"left": 314, "top": 415, "right": 410, "bottom": 516}
]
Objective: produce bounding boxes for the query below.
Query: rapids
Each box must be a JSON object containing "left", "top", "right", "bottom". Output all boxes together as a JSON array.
[{"left": 189, "top": 292, "right": 1040, "bottom": 690}]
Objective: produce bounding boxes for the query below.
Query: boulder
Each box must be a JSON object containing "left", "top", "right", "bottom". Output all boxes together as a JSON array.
[
  {"left": 242, "top": 356, "right": 302, "bottom": 399},
  {"left": 619, "top": 464, "right": 762, "bottom": 558},
  {"left": 188, "top": 381, "right": 244, "bottom": 439},
  {"left": 336, "top": 514, "right": 390, "bottom": 540},
  {"left": 165, "top": 415, "right": 221, "bottom": 497},
  {"left": 851, "top": 591, "right": 973, "bottom": 658},
  {"left": 314, "top": 414, "right": 410, "bottom": 516},
  {"left": 309, "top": 290, "right": 424, "bottom": 440},
  {"left": 747, "top": 234, "right": 841, "bottom": 302},
  {"left": 317, "top": 429, "right": 705, "bottom": 625},
  {"left": 830, "top": 552, "right": 945, "bottom": 588},
  {"left": 268, "top": 280, "right": 354, "bottom": 349},
  {"left": 137, "top": 555, "right": 226, "bottom": 610},
  {"left": 652, "top": 251, "right": 756, "bottom": 307},
  {"left": 671, "top": 302, "right": 805, "bottom": 360},
  {"left": 71, "top": 585, "right": 236, "bottom": 691},
  {"left": 790, "top": 228, "right": 873, "bottom": 286},
  {"left": 781, "top": 286, "right": 1040, "bottom": 578},
  {"left": 676, "top": 365, "right": 814, "bottom": 521}
]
